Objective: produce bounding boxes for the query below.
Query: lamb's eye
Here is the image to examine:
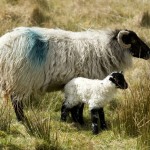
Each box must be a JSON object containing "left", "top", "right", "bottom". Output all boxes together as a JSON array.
[{"left": 132, "top": 39, "right": 136, "bottom": 43}]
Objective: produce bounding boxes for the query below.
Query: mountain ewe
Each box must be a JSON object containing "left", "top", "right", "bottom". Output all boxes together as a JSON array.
[
  {"left": 0, "top": 27, "right": 149, "bottom": 121},
  {"left": 61, "top": 72, "right": 128, "bottom": 134}
]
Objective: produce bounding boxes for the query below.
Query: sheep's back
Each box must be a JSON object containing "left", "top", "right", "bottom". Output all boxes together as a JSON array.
[{"left": 0, "top": 27, "right": 132, "bottom": 99}]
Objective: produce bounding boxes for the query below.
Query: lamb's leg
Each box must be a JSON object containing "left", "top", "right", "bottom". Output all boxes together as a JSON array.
[
  {"left": 98, "top": 107, "right": 107, "bottom": 130},
  {"left": 70, "top": 105, "right": 79, "bottom": 122},
  {"left": 71, "top": 103, "right": 84, "bottom": 125},
  {"left": 77, "top": 103, "right": 84, "bottom": 125},
  {"left": 10, "top": 94, "right": 25, "bottom": 122},
  {"left": 61, "top": 102, "right": 70, "bottom": 122},
  {"left": 91, "top": 108, "right": 99, "bottom": 134}
]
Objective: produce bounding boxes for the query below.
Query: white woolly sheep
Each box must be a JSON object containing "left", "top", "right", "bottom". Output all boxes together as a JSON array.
[
  {"left": 61, "top": 72, "right": 128, "bottom": 134},
  {"left": 0, "top": 27, "right": 149, "bottom": 121}
]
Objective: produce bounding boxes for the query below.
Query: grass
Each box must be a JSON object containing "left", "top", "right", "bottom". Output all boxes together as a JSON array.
[
  {"left": 0, "top": 0, "right": 150, "bottom": 149},
  {"left": 113, "top": 63, "right": 150, "bottom": 149}
]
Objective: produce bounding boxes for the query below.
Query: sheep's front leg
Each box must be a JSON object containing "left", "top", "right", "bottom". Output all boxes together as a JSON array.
[
  {"left": 98, "top": 107, "right": 107, "bottom": 130},
  {"left": 91, "top": 109, "right": 99, "bottom": 134},
  {"left": 10, "top": 94, "right": 25, "bottom": 122},
  {"left": 61, "top": 102, "right": 70, "bottom": 122}
]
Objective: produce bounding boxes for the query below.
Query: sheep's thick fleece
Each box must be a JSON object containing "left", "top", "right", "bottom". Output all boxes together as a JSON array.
[
  {"left": 0, "top": 27, "right": 132, "bottom": 99},
  {"left": 64, "top": 76, "right": 117, "bottom": 110}
]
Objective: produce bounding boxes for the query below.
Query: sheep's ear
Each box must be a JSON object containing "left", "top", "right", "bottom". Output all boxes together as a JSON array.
[{"left": 119, "top": 71, "right": 123, "bottom": 74}]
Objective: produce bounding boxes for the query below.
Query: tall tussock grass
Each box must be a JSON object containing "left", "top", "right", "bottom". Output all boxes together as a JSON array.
[
  {"left": 133, "top": 10, "right": 150, "bottom": 28},
  {"left": 33, "top": 0, "right": 50, "bottom": 11},
  {"left": 113, "top": 68, "right": 150, "bottom": 149},
  {"left": 29, "top": 0, "right": 50, "bottom": 26},
  {"left": 23, "top": 109, "right": 61, "bottom": 150},
  {"left": 22, "top": 92, "right": 63, "bottom": 150},
  {"left": 30, "top": 6, "right": 48, "bottom": 26},
  {"left": 138, "top": 11, "right": 150, "bottom": 27}
]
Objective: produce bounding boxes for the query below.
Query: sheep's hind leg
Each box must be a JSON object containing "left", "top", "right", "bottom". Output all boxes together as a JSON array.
[
  {"left": 91, "top": 108, "right": 99, "bottom": 134},
  {"left": 10, "top": 94, "right": 25, "bottom": 122},
  {"left": 61, "top": 102, "right": 70, "bottom": 122},
  {"left": 98, "top": 107, "right": 107, "bottom": 130}
]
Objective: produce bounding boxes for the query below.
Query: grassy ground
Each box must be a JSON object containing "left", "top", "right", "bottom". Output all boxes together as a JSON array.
[{"left": 0, "top": 0, "right": 150, "bottom": 149}]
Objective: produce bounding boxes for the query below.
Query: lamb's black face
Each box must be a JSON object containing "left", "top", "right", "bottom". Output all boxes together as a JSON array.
[
  {"left": 109, "top": 72, "right": 128, "bottom": 89},
  {"left": 122, "top": 31, "right": 150, "bottom": 59}
]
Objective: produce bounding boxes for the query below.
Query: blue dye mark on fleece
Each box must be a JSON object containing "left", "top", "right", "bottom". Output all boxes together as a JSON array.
[{"left": 25, "top": 28, "right": 49, "bottom": 66}]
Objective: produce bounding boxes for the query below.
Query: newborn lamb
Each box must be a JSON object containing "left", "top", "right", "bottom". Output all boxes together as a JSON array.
[{"left": 61, "top": 71, "right": 128, "bottom": 134}]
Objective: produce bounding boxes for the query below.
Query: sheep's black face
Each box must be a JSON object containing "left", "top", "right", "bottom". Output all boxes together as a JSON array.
[
  {"left": 109, "top": 72, "right": 128, "bottom": 89},
  {"left": 122, "top": 31, "right": 150, "bottom": 59}
]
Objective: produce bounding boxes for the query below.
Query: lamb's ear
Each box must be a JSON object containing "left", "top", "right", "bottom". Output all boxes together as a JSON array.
[
  {"left": 117, "top": 30, "right": 131, "bottom": 49},
  {"left": 109, "top": 77, "right": 116, "bottom": 85},
  {"left": 119, "top": 71, "right": 123, "bottom": 74}
]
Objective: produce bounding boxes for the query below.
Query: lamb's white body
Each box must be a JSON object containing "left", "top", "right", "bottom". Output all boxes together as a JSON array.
[
  {"left": 64, "top": 75, "right": 116, "bottom": 110},
  {"left": 61, "top": 72, "right": 128, "bottom": 134}
]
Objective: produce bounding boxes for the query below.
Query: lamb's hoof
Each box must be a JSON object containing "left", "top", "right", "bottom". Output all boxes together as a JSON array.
[
  {"left": 93, "top": 130, "right": 99, "bottom": 135},
  {"left": 92, "top": 124, "right": 99, "bottom": 135},
  {"left": 101, "top": 124, "right": 108, "bottom": 130},
  {"left": 60, "top": 117, "right": 67, "bottom": 122},
  {"left": 78, "top": 121, "right": 85, "bottom": 126}
]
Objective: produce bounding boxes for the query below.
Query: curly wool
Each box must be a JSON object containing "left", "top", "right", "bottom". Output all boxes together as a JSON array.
[
  {"left": 64, "top": 75, "right": 117, "bottom": 110},
  {"left": 0, "top": 27, "right": 132, "bottom": 99}
]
